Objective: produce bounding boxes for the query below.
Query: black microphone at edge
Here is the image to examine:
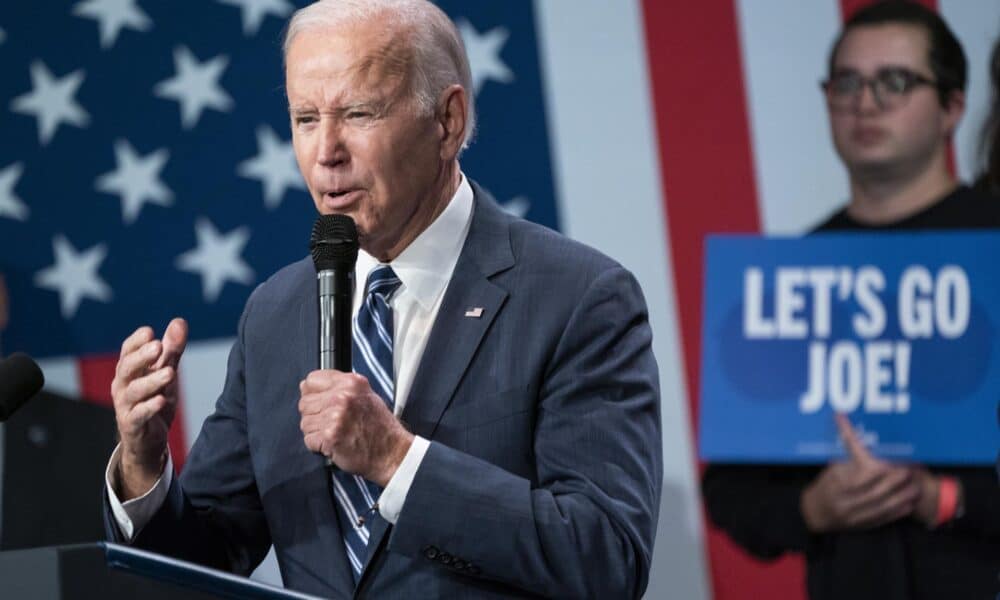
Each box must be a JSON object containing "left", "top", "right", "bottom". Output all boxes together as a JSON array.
[
  {"left": 310, "top": 215, "right": 359, "bottom": 469},
  {"left": 0, "top": 352, "right": 45, "bottom": 422},
  {"left": 310, "top": 214, "right": 359, "bottom": 373}
]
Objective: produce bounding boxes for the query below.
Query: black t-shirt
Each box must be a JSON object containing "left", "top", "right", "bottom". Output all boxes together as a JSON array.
[{"left": 813, "top": 185, "right": 1000, "bottom": 231}]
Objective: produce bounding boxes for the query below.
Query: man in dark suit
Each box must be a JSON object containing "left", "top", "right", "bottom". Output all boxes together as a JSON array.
[{"left": 103, "top": 1, "right": 663, "bottom": 598}]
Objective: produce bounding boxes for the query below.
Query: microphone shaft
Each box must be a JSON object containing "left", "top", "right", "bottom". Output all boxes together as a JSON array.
[{"left": 318, "top": 269, "right": 354, "bottom": 372}]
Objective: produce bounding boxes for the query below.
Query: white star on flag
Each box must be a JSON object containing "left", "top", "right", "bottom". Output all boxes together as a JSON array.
[
  {"left": 73, "top": 0, "right": 152, "bottom": 49},
  {"left": 176, "top": 218, "right": 255, "bottom": 303},
  {"left": 217, "top": 0, "right": 294, "bottom": 36},
  {"left": 10, "top": 61, "right": 91, "bottom": 145},
  {"left": 0, "top": 27, "right": 6, "bottom": 45},
  {"left": 238, "top": 125, "right": 305, "bottom": 209},
  {"left": 0, "top": 163, "right": 30, "bottom": 222},
  {"left": 154, "top": 46, "right": 233, "bottom": 129},
  {"left": 34, "top": 235, "right": 113, "bottom": 319},
  {"left": 95, "top": 139, "right": 173, "bottom": 225},
  {"left": 502, "top": 196, "right": 530, "bottom": 218},
  {"left": 457, "top": 19, "right": 514, "bottom": 94}
]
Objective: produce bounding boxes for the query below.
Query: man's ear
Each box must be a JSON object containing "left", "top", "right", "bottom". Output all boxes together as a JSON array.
[
  {"left": 942, "top": 89, "right": 965, "bottom": 138},
  {"left": 436, "top": 84, "right": 468, "bottom": 160}
]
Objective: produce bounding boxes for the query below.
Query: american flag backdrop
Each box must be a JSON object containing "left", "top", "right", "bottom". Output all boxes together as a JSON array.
[{"left": 0, "top": 1, "right": 996, "bottom": 598}]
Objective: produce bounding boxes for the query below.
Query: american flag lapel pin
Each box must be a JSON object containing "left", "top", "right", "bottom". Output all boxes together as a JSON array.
[{"left": 464, "top": 307, "right": 484, "bottom": 318}]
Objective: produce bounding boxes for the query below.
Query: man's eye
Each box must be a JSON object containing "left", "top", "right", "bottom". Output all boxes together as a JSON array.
[
  {"left": 294, "top": 115, "right": 317, "bottom": 125},
  {"left": 831, "top": 75, "right": 861, "bottom": 94},
  {"left": 879, "top": 71, "right": 911, "bottom": 94},
  {"left": 347, "top": 111, "right": 372, "bottom": 120}
]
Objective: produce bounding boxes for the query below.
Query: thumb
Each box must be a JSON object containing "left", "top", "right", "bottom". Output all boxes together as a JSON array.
[
  {"left": 835, "top": 413, "right": 875, "bottom": 466},
  {"left": 158, "top": 318, "right": 188, "bottom": 369}
]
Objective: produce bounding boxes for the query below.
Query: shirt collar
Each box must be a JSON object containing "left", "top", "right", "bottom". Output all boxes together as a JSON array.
[{"left": 356, "top": 173, "right": 474, "bottom": 310}]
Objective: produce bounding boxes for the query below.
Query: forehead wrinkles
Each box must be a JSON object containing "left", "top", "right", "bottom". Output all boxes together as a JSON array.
[
  {"left": 357, "top": 33, "right": 415, "bottom": 92},
  {"left": 289, "top": 28, "right": 417, "bottom": 110}
]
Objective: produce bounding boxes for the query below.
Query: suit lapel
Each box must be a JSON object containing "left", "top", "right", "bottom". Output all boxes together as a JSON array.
[
  {"left": 399, "top": 261, "right": 507, "bottom": 438},
  {"left": 402, "top": 186, "right": 515, "bottom": 437}
]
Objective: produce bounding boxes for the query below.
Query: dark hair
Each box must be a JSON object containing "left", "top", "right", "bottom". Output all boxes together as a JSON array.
[
  {"left": 975, "top": 39, "right": 1000, "bottom": 195},
  {"left": 827, "top": 0, "right": 967, "bottom": 106}
]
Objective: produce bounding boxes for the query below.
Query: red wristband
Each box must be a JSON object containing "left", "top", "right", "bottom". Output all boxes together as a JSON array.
[{"left": 934, "top": 476, "right": 959, "bottom": 526}]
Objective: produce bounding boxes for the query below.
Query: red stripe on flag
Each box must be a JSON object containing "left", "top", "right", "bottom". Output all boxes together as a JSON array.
[
  {"left": 77, "top": 354, "right": 189, "bottom": 469},
  {"left": 640, "top": 1, "right": 804, "bottom": 599}
]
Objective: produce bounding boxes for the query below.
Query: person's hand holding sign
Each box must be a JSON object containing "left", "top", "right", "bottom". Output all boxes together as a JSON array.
[{"left": 801, "top": 414, "right": 922, "bottom": 532}]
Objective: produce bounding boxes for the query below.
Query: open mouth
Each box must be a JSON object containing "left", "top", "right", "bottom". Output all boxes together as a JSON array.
[{"left": 323, "top": 189, "right": 360, "bottom": 209}]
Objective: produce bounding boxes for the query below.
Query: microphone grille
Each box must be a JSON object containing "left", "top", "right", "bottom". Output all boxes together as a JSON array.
[{"left": 310, "top": 214, "right": 359, "bottom": 271}]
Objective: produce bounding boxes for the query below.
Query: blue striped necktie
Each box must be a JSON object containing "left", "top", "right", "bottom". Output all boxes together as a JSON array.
[{"left": 330, "top": 264, "right": 401, "bottom": 580}]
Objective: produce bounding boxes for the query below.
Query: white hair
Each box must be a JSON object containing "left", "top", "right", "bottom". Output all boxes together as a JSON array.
[{"left": 283, "top": 0, "right": 476, "bottom": 151}]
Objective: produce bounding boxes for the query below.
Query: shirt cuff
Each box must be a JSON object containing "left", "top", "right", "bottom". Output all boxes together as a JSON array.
[
  {"left": 378, "top": 436, "right": 430, "bottom": 524},
  {"left": 105, "top": 443, "right": 173, "bottom": 541}
]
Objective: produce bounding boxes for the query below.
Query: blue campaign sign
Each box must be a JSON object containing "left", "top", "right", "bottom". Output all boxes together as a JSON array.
[{"left": 699, "top": 232, "right": 1000, "bottom": 465}]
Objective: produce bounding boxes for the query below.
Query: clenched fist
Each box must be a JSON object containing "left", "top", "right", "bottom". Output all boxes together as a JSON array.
[{"left": 298, "top": 370, "right": 413, "bottom": 487}]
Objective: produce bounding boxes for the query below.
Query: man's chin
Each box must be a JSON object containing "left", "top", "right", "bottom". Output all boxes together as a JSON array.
[{"left": 848, "top": 157, "right": 911, "bottom": 181}]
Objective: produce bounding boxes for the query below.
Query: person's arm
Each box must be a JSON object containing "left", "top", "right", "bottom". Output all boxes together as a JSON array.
[
  {"left": 110, "top": 291, "right": 271, "bottom": 575},
  {"left": 386, "top": 266, "right": 663, "bottom": 599},
  {"left": 104, "top": 444, "right": 173, "bottom": 541},
  {"left": 933, "top": 467, "right": 1000, "bottom": 539},
  {"left": 702, "top": 464, "right": 818, "bottom": 558}
]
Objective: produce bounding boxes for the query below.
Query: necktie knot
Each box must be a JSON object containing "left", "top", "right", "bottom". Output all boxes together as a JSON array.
[{"left": 364, "top": 265, "right": 401, "bottom": 303}]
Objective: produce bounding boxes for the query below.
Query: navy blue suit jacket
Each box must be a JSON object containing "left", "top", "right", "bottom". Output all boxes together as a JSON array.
[{"left": 106, "top": 184, "right": 663, "bottom": 598}]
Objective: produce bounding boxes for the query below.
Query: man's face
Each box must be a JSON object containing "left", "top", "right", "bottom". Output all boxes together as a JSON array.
[
  {"left": 286, "top": 22, "right": 448, "bottom": 260},
  {"left": 827, "top": 24, "right": 961, "bottom": 179}
]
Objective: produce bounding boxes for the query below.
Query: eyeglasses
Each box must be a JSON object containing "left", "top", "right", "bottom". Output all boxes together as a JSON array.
[{"left": 821, "top": 67, "right": 938, "bottom": 112}]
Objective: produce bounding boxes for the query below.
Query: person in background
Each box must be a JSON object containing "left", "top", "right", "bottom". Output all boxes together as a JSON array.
[{"left": 703, "top": 3, "right": 1000, "bottom": 599}]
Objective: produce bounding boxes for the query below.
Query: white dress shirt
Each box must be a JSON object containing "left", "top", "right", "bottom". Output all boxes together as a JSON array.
[{"left": 106, "top": 175, "right": 475, "bottom": 540}]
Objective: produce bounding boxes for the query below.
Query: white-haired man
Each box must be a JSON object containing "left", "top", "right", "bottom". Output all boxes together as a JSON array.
[{"left": 103, "top": 1, "right": 663, "bottom": 597}]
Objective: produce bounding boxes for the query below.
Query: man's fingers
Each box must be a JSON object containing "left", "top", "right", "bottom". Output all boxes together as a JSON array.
[
  {"left": 124, "top": 394, "right": 171, "bottom": 431},
  {"left": 116, "top": 340, "right": 163, "bottom": 385},
  {"left": 122, "top": 366, "right": 175, "bottom": 409},
  {"left": 298, "top": 391, "right": 323, "bottom": 416},
  {"left": 847, "top": 478, "right": 919, "bottom": 528},
  {"left": 848, "top": 465, "right": 912, "bottom": 509},
  {"left": 301, "top": 370, "right": 369, "bottom": 394},
  {"left": 836, "top": 413, "right": 875, "bottom": 466},
  {"left": 302, "top": 370, "right": 339, "bottom": 393},
  {"left": 302, "top": 431, "right": 325, "bottom": 455},
  {"left": 120, "top": 326, "right": 155, "bottom": 360},
  {"left": 155, "top": 318, "right": 189, "bottom": 369}
]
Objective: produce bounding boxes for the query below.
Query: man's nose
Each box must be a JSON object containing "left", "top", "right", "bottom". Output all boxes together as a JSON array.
[
  {"left": 316, "top": 119, "right": 348, "bottom": 166},
  {"left": 854, "top": 82, "right": 882, "bottom": 114}
]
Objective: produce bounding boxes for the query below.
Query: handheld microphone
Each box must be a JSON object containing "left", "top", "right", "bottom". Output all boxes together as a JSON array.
[
  {"left": 310, "top": 215, "right": 359, "bottom": 372},
  {"left": 0, "top": 353, "right": 44, "bottom": 421}
]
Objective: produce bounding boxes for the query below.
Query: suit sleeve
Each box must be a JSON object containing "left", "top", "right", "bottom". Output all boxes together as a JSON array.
[
  {"left": 103, "top": 288, "right": 271, "bottom": 575},
  {"left": 387, "top": 266, "right": 663, "bottom": 599}
]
